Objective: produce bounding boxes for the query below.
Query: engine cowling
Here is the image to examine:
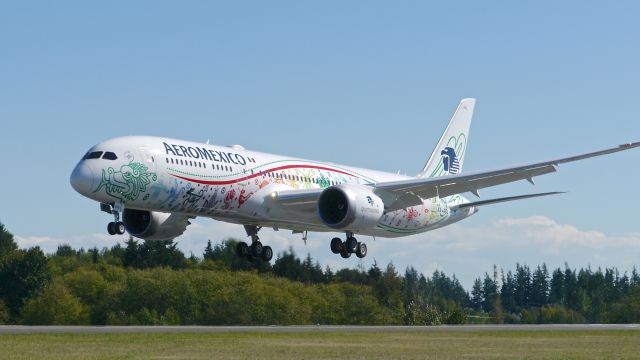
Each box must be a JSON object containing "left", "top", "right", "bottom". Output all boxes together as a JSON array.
[
  {"left": 317, "top": 184, "right": 384, "bottom": 231},
  {"left": 122, "top": 209, "right": 191, "bottom": 241}
]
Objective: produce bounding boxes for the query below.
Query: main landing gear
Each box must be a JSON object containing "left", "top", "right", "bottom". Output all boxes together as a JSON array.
[
  {"left": 236, "top": 225, "right": 273, "bottom": 262},
  {"left": 102, "top": 203, "right": 125, "bottom": 235},
  {"left": 330, "top": 231, "right": 367, "bottom": 259}
]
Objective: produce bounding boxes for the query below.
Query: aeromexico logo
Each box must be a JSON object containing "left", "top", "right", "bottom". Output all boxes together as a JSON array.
[
  {"left": 163, "top": 142, "right": 247, "bottom": 165},
  {"left": 440, "top": 147, "right": 460, "bottom": 174},
  {"left": 429, "top": 133, "right": 466, "bottom": 177}
]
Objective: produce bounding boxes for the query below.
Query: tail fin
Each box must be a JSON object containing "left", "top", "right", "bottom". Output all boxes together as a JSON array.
[{"left": 418, "top": 98, "right": 475, "bottom": 178}]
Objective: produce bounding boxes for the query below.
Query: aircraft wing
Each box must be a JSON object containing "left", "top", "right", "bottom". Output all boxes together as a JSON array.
[{"left": 273, "top": 142, "right": 640, "bottom": 212}]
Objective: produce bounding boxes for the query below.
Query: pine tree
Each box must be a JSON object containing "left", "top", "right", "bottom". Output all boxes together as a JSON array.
[
  {"left": 500, "top": 270, "right": 516, "bottom": 313},
  {"left": 514, "top": 264, "right": 531, "bottom": 308},
  {"left": 0, "top": 222, "right": 18, "bottom": 258},
  {"left": 632, "top": 267, "right": 640, "bottom": 286},
  {"left": 482, "top": 272, "right": 498, "bottom": 313},
  {"left": 403, "top": 267, "right": 420, "bottom": 307},
  {"left": 203, "top": 240, "right": 214, "bottom": 260},
  {"left": 123, "top": 237, "right": 140, "bottom": 268},
  {"left": 563, "top": 264, "right": 579, "bottom": 310},
  {"left": 471, "top": 278, "right": 484, "bottom": 312},
  {"left": 548, "top": 268, "right": 564, "bottom": 304},
  {"left": 530, "top": 265, "right": 549, "bottom": 307}
]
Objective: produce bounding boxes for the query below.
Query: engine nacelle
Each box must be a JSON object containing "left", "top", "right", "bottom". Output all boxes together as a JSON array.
[
  {"left": 317, "top": 184, "right": 384, "bottom": 231},
  {"left": 122, "top": 209, "right": 191, "bottom": 241}
]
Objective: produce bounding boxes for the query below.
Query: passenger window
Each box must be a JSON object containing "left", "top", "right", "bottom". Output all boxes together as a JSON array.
[
  {"left": 102, "top": 152, "right": 118, "bottom": 160},
  {"left": 84, "top": 151, "right": 103, "bottom": 159}
]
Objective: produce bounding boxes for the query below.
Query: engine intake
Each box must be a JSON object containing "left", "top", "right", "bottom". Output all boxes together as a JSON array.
[
  {"left": 317, "top": 184, "right": 384, "bottom": 231},
  {"left": 122, "top": 209, "right": 191, "bottom": 241}
]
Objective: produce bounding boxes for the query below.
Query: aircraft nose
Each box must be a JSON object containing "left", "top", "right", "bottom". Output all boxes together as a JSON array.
[{"left": 70, "top": 161, "right": 96, "bottom": 195}]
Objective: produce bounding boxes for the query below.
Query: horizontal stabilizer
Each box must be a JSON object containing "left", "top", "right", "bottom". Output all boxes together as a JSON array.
[{"left": 452, "top": 191, "right": 565, "bottom": 209}]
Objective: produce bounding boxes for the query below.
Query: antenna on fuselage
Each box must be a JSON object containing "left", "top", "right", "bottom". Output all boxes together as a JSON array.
[{"left": 206, "top": 139, "right": 210, "bottom": 144}]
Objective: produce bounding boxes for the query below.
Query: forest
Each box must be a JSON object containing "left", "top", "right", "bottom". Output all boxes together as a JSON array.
[{"left": 1, "top": 222, "right": 639, "bottom": 325}]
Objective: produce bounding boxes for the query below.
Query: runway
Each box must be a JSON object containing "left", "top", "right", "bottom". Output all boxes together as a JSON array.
[{"left": 1, "top": 324, "right": 638, "bottom": 334}]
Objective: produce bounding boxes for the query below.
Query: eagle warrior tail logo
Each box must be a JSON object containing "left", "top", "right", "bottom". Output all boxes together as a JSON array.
[{"left": 441, "top": 147, "right": 460, "bottom": 175}]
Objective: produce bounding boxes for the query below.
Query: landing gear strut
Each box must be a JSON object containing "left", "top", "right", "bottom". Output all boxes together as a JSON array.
[
  {"left": 102, "top": 203, "right": 125, "bottom": 235},
  {"left": 330, "top": 231, "right": 367, "bottom": 259},
  {"left": 236, "top": 225, "right": 273, "bottom": 262}
]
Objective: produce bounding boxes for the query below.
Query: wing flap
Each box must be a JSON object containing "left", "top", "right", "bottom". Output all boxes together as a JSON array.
[{"left": 453, "top": 191, "right": 564, "bottom": 209}]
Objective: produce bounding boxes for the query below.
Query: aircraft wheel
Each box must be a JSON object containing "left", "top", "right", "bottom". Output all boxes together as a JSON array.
[
  {"left": 236, "top": 242, "right": 249, "bottom": 258},
  {"left": 340, "top": 249, "right": 352, "bottom": 259},
  {"left": 250, "top": 241, "right": 263, "bottom": 257},
  {"left": 330, "top": 237, "right": 342, "bottom": 254},
  {"left": 115, "top": 222, "right": 126, "bottom": 235},
  {"left": 345, "top": 237, "right": 358, "bottom": 253},
  {"left": 356, "top": 242, "right": 367, "bottom": 258},
  {"left": 107, "top": 222, "right": 117, "bottom": 235},
  {"left": 261, "top": 246, "right": 273, "bottom": 262}
]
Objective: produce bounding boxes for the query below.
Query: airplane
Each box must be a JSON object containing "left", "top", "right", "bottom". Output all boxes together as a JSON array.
[{"left": 70, "top": 99, "right": 639, "bottom": 262}]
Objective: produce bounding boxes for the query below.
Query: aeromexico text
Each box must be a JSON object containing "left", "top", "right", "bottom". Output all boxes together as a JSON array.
[{"left": 163, "top": 142, "right": 247, "bottom": 165}]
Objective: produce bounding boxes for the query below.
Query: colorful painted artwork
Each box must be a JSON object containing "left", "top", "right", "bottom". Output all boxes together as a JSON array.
[{"left": 94, "top": 162, "right": 157, "bottom": 202}]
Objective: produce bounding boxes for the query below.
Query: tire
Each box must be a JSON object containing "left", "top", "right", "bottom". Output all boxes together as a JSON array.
[
  {"left": 340, "top": 250, "right": 352, "bottom": 259},
  {"left": 330, "top": 237, "right": 342, "bottom": 254},
  {"left": 250, "top": 241, "right": 263, "bottom": 257},
  {"left": 261, "top": 246, "right": 273, "bottom": 262},
  {"left": 345, "top": 237, "right": 358, "bottom": 253},
  {"left": 116, "top": 222, "right": 126, "bottom": 235},
  {"left": 107, "top": 222, "right": 116, "bottom": 235},
  {"left": 356, "top": 242, "right": 367, "bottom": 258},
  {"left": 236, "top": 242, "right": 249, "bottom": 257}
]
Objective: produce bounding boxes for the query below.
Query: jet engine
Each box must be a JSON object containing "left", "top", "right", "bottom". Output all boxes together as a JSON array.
[
  {"left": 122, "top": 209, "right": 191, "bottom": 241},
  {"left": 317, "top": 184, "right": 384, "bottom": 231}
]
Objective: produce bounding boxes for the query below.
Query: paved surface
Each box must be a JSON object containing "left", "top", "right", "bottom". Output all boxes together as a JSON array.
[{"left": 0, "top": 324, "right": 639, "bottom": 334}]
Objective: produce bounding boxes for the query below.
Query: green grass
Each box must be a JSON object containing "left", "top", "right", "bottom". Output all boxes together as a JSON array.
[{"left": 0, "top": 330, "right": 639, "bottom": 359}]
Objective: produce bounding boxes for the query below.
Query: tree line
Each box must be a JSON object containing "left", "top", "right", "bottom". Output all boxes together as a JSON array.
[{"left": 0, "top": 221, "right": 639, "bottom": 325}]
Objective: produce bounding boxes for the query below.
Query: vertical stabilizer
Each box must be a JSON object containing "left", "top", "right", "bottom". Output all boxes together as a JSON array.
[{"left": 418, "top": 98, "right": 475, "bottom": 178}]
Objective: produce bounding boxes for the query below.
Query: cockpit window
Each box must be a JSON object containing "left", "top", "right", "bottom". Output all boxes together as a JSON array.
[
  {"left": 102, "top": 152, "right": 118, "bottom": 160},
  {"left": 84, "top": 151, "right": 103, "bottom": 159}
]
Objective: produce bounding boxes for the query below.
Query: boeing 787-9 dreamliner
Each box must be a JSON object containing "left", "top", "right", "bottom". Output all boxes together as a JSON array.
[{"left": 70, "top": 99, "right": 639, "bottom": 261}]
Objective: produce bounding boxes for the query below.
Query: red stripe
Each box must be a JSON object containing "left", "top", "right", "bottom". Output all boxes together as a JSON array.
[{"left": 170, "top": 164, "right": 357, "bottom": 185}]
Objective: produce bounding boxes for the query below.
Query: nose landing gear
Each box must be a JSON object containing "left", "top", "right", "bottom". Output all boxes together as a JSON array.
[
  {"left": 102, "top": 203, "right": 125, "bottom": 235},
  {"left": 330, "top": 231, "right": 367, "bottom": 259}
]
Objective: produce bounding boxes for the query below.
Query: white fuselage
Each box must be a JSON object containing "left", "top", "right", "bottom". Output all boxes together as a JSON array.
[{"left": 71, "top": 136, "right": 476, "bottom": 238}]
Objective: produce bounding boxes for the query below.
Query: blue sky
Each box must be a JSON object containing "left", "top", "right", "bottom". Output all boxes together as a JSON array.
[{"left": 1, "top": 1, "right": 639, "bottom": 287}]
